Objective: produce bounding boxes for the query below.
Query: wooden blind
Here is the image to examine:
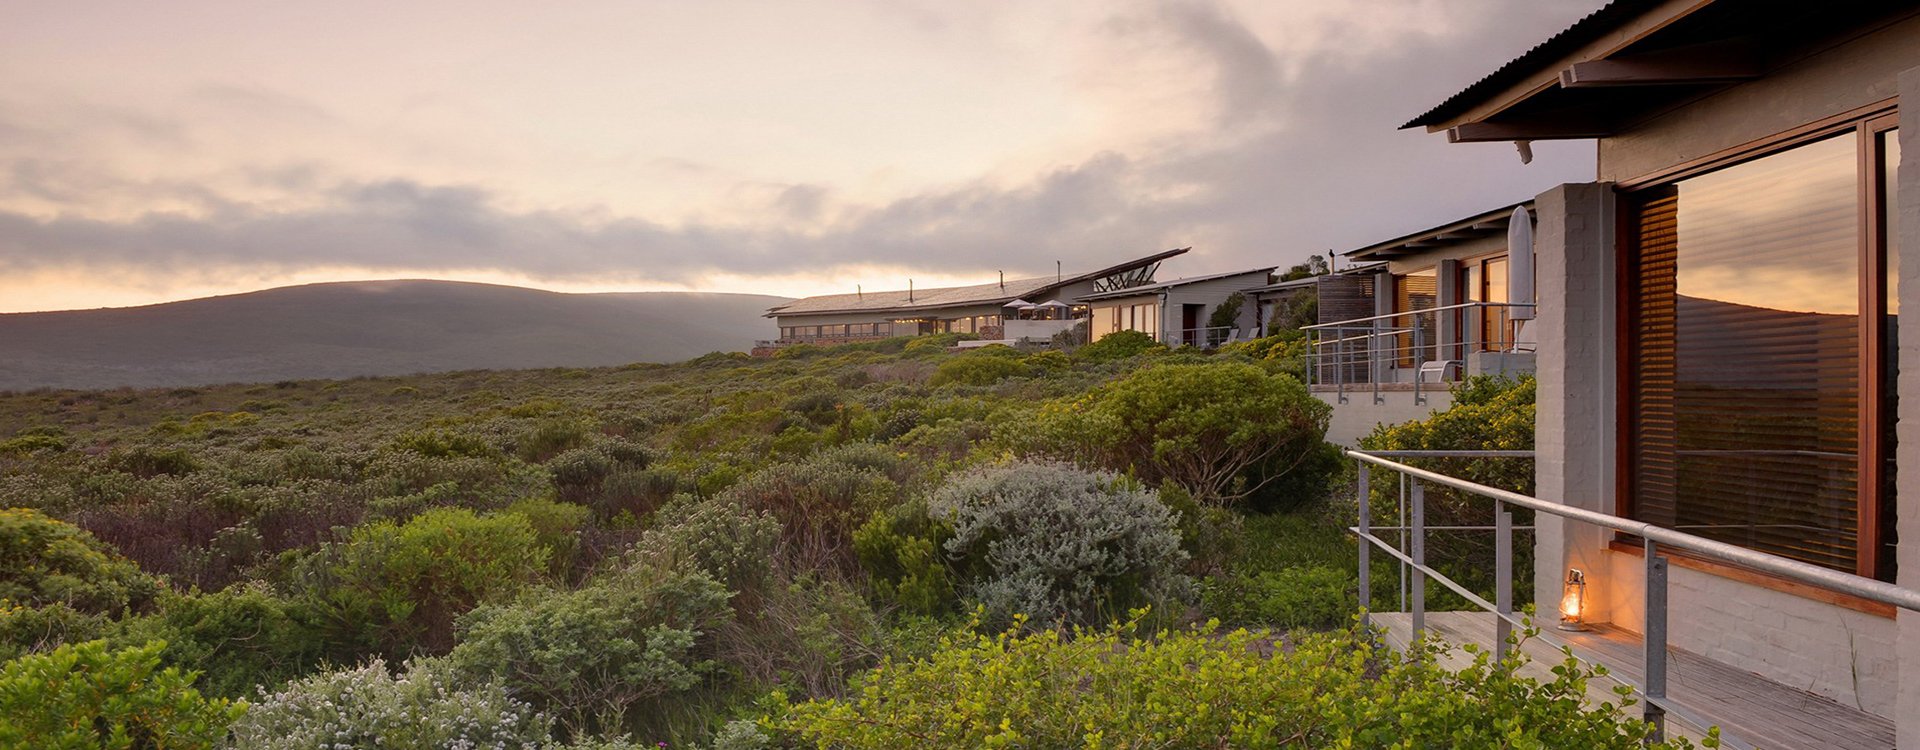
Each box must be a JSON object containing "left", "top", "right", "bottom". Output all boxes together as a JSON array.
[{"left": 1628, "top": 134, "right": 1862, "bottom": 572}]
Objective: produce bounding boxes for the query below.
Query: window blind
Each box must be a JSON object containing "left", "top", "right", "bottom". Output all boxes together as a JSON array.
[{"left": 1628, "top": 134, "right": 1862, "bottom": 572}]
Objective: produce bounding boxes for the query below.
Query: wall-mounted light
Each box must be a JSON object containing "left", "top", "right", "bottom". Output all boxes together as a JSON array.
[{"left": 1558, "top": 568, "right": 1588, "bottom": 631}]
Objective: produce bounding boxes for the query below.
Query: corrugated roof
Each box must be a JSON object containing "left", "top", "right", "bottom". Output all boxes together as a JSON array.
[
  {"left": 1401, "top": 0, "right": 1665, "bottom": 130},
  {"left": 1075, "top": 268, "right": 1275, "bottom": 302},
  {"left": 766, "top": 248, "right": 1191, "bottom": 317}
]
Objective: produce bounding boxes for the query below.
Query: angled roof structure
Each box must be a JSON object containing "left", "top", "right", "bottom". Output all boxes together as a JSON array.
[
  {"left": 1074, "top": 267, "right": 1275, "bottom": 302},
  {"left": 1343, "top": 201, "right": 1530, "bottom": 261},
  {"left": 765, "top": 248, "right": 1189, "bottom": 318}
]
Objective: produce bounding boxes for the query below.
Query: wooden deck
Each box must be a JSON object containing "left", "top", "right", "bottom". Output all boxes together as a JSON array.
[{"left": 1372, "top": 611, "right": 1893, "bottom": 750}]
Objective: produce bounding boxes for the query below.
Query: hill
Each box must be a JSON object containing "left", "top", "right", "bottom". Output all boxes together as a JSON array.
[{"left": 0, "top": 280, "right": 788, "bottom": 389}]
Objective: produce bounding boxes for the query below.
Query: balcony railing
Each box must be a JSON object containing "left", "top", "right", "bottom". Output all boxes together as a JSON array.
[
  {"left": 1348, "top": 449, "right": 1920, "bottom": 747},
  {"left": 1159, "top": 326, "right": 1242, "bottom": 349},
  {"left": 1303, "top": 301, "right": 1535, "bottom": 404}
]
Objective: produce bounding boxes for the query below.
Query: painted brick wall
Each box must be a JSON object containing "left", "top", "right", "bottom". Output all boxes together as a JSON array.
[
  {"left": 1894, "top": 66, "right": 1920, "bottom": 749},
  {"left": 1604, "top": 552, "right": 1898, "bottom": 717},
  {"left": 1531, "top": 183, "right": 1617, "bottom": 619}
]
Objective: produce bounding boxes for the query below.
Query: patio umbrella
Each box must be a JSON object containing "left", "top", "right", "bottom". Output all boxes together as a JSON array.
[
  {"left": 1002, "top": 299, "right": 1036, "bottom": 308},
  {"left": 1036, "top": 299, "right": 1072, "bottom": 320}
]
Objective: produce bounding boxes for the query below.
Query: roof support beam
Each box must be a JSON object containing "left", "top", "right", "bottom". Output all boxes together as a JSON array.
[
  {"left": 1558, "top": 39, "right": 1761, "bottom": 88},
  {"left": 1448, "top": 119, "right": 1612, "bottom": 143}
]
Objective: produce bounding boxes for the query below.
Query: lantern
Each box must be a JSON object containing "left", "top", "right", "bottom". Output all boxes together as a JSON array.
[{"left": 1558, "top": 568, "right": 1588, "bottom": 631}]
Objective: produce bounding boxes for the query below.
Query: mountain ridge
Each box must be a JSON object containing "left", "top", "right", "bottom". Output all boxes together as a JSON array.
[{"left": 0, "top": 280, "right": 789, "bottom": 390}]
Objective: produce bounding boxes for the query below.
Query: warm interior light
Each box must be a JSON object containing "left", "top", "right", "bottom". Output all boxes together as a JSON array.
[{"left": 1558, "top": 568, "right": 1588, "bottom": 631}]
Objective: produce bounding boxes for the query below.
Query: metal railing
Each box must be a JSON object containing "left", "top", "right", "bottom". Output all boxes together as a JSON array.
[
  {"left": 1348, "top": 448, "right": 1920, "bottom": 747},
  {"left": 1159, "top": 326, "right": 1239, "bottom": 349},
  {"left": 1304, "top": 302, "right": 1535, "bottom": 405}
]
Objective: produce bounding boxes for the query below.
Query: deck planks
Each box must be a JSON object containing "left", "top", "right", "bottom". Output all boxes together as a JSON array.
[{"left": 1371, "top": 610, "right": 1893, "bottom": 750}]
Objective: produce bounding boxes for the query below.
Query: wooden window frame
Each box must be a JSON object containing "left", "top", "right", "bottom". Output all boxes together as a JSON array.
[{"left": 1615, "top": 104, "right": 1901, "bottom": 590}]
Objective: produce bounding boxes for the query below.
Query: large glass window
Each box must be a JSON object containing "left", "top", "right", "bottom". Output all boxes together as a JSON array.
[
  {"left": 1394, "top": 268, "right": 1438, "bottom": 365},
  {"left": 1627, "top": 127, "right": 1899, "bottom": 578}
]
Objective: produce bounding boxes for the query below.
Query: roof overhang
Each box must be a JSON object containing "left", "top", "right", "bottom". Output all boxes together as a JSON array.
[
  {"left": 763, "top": 247, "right": 1192, "bottom": 318},
  {"left": 1345, "top": 202, "right": 1529, "bottom": 261},
  {"left": 1405, "top": 0, "right": 1919, "bottom": 143}
]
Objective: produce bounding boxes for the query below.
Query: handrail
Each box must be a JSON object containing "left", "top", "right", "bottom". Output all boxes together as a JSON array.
[
  {"left": 1347, "top": 450, "right": 1920, "bottom": 612},
  {"left": 1303, "top": 300, "right": 1536, "bottom": 330}
]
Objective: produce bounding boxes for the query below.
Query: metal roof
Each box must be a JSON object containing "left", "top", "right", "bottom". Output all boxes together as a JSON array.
[
  {"left": 1345, "top": 201, "right": 1531, "bottom": 260},
  {"left": 765, "top": 247, "right": 1190, "bottom": 318},
  {"left": 1401, "top": 0, "right": 1663, "bottom": 130}
]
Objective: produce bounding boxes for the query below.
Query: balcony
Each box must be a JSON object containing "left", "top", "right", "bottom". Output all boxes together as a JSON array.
[
  {"left": 1347, "top": 449, "right": 1912, "bottom": 749},
  {"left": 1304, "top": 301, "right": 1535, "bottom": 405}
]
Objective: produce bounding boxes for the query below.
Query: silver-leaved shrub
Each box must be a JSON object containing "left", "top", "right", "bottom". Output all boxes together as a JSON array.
[
  {"left": 229, "top": 656, "right": 551, "bottom": 750},
  {"left": 931, "top": 461, "right": 1192, "bottom": 629}
]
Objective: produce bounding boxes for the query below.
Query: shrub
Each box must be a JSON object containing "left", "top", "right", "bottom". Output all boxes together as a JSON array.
[
  {"left": 1357, "top": 375, "right": 1536, "bottom": 605},
  {"left": 1027, "top": 361, "right": 1331, "bottom": 506},
  {"left": 0, "top": 508, "right": 161, "bottom": 614},
  {"left": 230, "top": 657, "right": 553, "bottom": 750},
  {"left": 0, "top": 601, "right": 110, "bottom": 662},
  {"left": 719, "top": 574, "right": 886, "bottom": 700},
  {"left": 1201, "top": 566, "right": 1356, "bottom": 630},
  {"left": 0, "top": 433, "right": 66, "bottom": 455},
  {"left": 293, "top": 507, "right": 548, "bottom": 658},
  {"left": 109, "top": 445, "right": 200, "bottom": 477},
  {"left": 928, "top": 348, "right": 1030, "bottom": 387},
  {"left": 720, "top": 454, "right": 899, "bottom": 574},
  {"left": 930, "top": 462, "right": 1191, "bottom": 629},
  {"left": 852, "top": 498, "right": 956, "bottom": 615},
  {"left": 391, "top": 429, "right": 499, "bottom": 459},
  {"left": 450, "top": 565, "right": 732, "bottom": 738},
  {"left": 632, "top": 497, "right": 781, "bottom": 601},
  {"left": 111, "top": 584, "right": 326, "bottom": 699},
  {"left": 506, "top": 497, "right": 592, "bottom": 577},
  {"left": 772, "top": 621, "right": 1711, "bottom": 749},
  {"left": 1073, "top": 329, "right": 1164, "bottom": 361},
  {"left": 0, "top": 639, "right": 242, "bottom": 749}
]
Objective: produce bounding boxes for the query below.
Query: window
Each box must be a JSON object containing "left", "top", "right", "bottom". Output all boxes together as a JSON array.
[
  {"left": 1394, "top": 268, "right": 1437, "bottom": 365},
  {"left": 1625, "top": 122, "right": 1899, "bottom": 580}
]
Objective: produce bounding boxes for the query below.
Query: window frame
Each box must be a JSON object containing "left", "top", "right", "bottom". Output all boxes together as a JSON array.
[{"left": 1615, "top": 104, "right": 1901, "bottom": 585}]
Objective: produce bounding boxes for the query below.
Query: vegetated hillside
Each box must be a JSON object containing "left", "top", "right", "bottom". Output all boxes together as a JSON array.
[
  {"left": 0, "top": 336, "right": 1664, "bottom": 750},
  {"left": 0, "top": 280, "right": 789, "bottom": 390}
]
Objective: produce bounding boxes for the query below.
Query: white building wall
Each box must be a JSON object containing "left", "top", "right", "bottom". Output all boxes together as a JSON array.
[
  {"left": 1313, "top": 390, "right": 1451, "bottom": 447},
  {"left": 1893, "top": 64, "right": 1920, "bottom": 749}
]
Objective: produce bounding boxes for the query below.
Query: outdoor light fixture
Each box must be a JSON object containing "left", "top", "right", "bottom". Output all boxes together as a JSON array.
[{"left": 1558, "top": 568, "right": 1588, "bottom": 631}]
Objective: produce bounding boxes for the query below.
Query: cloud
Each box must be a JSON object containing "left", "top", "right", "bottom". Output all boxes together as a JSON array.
[{"left": 0, "top": 0, "right": 1604, "bottom": 301}]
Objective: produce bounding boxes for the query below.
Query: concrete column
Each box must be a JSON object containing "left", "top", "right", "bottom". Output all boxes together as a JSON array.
[
  {"left": 1437, "top": 258, "right": 1462, "bottom": 362},
  {"left": 1894, "top": 65, "right": 1920, "bottom": 750},
  {"left": 1531, "top": 182, "right": 1618, "bottom": 622}
]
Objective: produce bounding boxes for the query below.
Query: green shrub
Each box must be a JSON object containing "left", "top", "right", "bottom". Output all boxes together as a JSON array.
[
  {"left": 632, "top": 496, "right": 781, "bottom": 601},
  {"left": 112, "top": 584, "right": 326, "bottom": 699},
  {"left": 853, "top": 498, "right": 956, "bottom": 615},
  {"left": 720, "top": 453, "right": 899, "bottom": 574},
  {"left": 519, "top": 417, "right": 594, "bottom": 462},
  {"left": 719, "top": 574, "right": 886, "bottom": 699},
  {"left": 1026, "top": 361, "right": 1331, "bottom": 506},
  {"left": 450, "top": 564, "right": 732, "bottom": 738},
  {"left": 1073, "top": 329, "right": 1164, "bottom": 361},
  {"left": 506, "top": 497, "right": 592, "bottom": 577},
  {"left": 230, "top": 657, "right": 552, "bottom": 749},
  {"left": 928, "top": 348, "right": 1030, "bottom": 387},
  {"left": 0, "top": 508, "right": 161, "bottom": 614},
  {"left": 930, "top": 461, "right": 1191, "bottom": 629},
  {"left": 391, "top": 429, "right": 499, "bottom": 460},
  {"left": 772, "top": 620, "right": 1712, "bottom": 749},
  {"left": 0, "top": 601, "right": 110, "bottom": 662},
  {"left": 1201, "top": 566, "right": 1356, "bottom": 629},
  {"left": 293, "top": 507, "right": 548, "bottom": 658},
  {"left": 109, "top": 445, "right": 200, "bottom": 477},
  {"left": 0, "top": 433, "right": 67, "bottom": 455},
  {"left": 0, "top": 639, "right": 242, "bottom": 749}
]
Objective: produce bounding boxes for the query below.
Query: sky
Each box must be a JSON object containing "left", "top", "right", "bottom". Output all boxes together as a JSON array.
[{"left": 0, "top": 0, "right": 1604, "bottom": 313}]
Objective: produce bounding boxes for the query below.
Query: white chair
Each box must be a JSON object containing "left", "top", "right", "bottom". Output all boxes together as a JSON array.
[
  {"left": 1418, "top": 359, "right": 1462, "bottom": 383},
  {"left": 1507, "top": 320, "right": 1537, "bottom": 353}
]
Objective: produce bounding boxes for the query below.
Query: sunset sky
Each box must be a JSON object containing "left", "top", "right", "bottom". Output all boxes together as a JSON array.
[{"left": 0, "top": 0, "right": 1601, "bottom": 312}]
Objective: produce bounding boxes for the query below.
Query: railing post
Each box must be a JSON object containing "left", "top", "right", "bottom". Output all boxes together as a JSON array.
[
  {"left": 1494, "top": 500, "right": 1513, "bottom": 660},
  {"left": 1414, "top": 313, "right": 1425, "bottom": 405},
  {"left": 1357, "top": 464, "right": 1371, "bottom": 627},
  {"left": 1411, "top": 479, "right": 1426, "bottom": 636},
  {"left": 1645, "top": 538, "right": 1669, "bottom": 741}
]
